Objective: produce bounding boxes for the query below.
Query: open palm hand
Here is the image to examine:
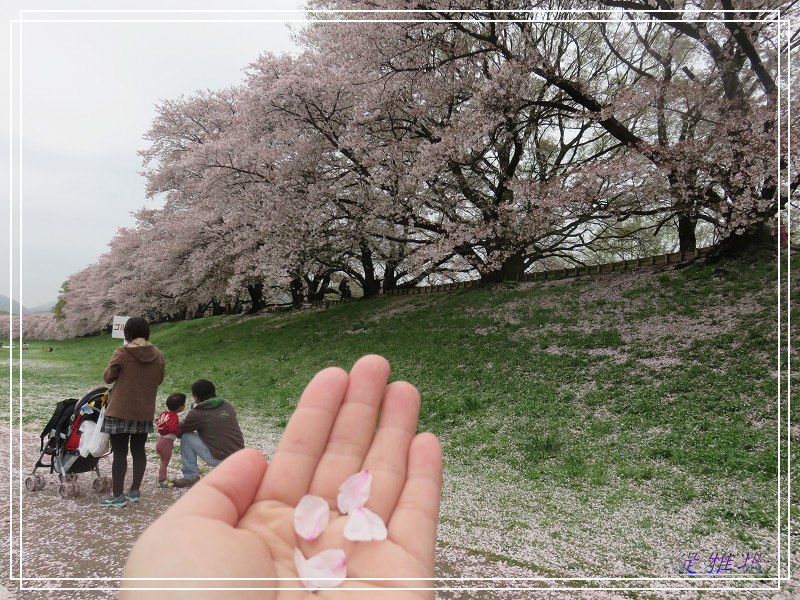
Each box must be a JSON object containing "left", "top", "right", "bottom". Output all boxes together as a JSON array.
[{"left": 122, "top": 355, "right": 443, "bottom": 599}]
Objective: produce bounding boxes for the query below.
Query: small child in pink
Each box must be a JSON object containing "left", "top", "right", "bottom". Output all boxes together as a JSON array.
[{"left": 154, "top": 393, "right": 186, "bottom": 488}]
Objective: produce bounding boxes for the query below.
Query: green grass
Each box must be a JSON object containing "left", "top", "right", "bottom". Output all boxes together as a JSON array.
[{"left": 10, "top": 255, "right": 798, "bottom": 539}]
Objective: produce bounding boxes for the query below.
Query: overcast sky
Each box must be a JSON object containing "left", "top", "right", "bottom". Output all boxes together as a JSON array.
[{"left": 3, "top": 1, "right": 305, "bottom": 308}]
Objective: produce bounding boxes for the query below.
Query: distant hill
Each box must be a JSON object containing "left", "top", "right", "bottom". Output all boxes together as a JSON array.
[
  {"left": 0, "top": 295, "right": 24, "bottom": 314},
  {"left": 0, "top": 295, "right": 55, "bottom": 314},
  {"left": 27, "top": 300, "right": 56, "bottom": 314}
]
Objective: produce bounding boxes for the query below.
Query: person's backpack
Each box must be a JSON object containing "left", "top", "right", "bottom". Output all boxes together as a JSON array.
[{"left": 40, "top": 399, "right": 78, "bottom": 453}]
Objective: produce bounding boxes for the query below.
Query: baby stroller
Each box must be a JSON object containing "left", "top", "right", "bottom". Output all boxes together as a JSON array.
[{"left": 26, "top": 386, "right": 112, "bottom": 499}]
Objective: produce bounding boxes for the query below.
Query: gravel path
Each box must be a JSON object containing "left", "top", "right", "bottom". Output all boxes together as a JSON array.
[
  {"left": 0, "top": 426, "right": 566, "bottom": 599},
  {"left": 1, "top": 425, "right": 192, "bottom": 598}
]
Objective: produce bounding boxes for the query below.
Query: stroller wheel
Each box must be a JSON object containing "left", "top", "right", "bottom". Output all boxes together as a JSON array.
[
  {"left": 35, "top": 475, "right": 46, "bottom": 490},
  {"left": 59, "top": 473, "right": 78, "bottom": 483},
  {"left": 58, "top": 482, "right": 78, "bottom": 499},
  {"left": 25, "top": 477, "right": 35, "bottom": 491},
  {"left": 92, "top": 477, "right": 111, "bottom": 493}
]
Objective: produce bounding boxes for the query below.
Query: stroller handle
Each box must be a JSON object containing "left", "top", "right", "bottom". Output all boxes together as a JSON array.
[{"left": 74, "top": 386, "right": 110, "bottom": 416}]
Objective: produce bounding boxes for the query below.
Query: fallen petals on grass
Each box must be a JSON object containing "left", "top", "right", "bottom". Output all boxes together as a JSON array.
[
  {"left": 293, "top": 548, "right": 347, "bottom": 589},
  {"left": 344, "top": 506, "right": 387, "bottom": 542},
  {"left": 337, "top": 469, "right": 371, "bottom": 515},
  {"left": 294, "top": 494, "right": 330, "bottom": 541}
]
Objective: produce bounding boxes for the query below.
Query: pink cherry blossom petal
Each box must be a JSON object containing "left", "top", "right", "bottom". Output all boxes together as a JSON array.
[
  {"left": 294, "top": 548, "right": 347, "bottom": 589},
  {"left": 294, "top": 494, "right": 330, "bottom": 541},
  {"left": 337, "top": 469, "right": 372, "bottom": 515},
  {"left": 343, "top": 506, "right": 388, "bottom": 542}
]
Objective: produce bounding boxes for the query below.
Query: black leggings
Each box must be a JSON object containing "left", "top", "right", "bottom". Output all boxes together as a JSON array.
[{"left": 109, "top": 432, "right": 148, "bottom": 497}]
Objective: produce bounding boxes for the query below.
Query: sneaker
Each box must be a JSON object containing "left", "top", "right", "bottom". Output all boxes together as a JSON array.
[
  {"left": 172, "top": 477, "right": 200, "bottom": 488},
  {"left": 98, "top": 494, "right": 128, "bottom": 508},
  {"left": 157, "top": 479, "right": 174, "bottom": 489},
  {"left": 126, "top": 490, "right": 141, "bottom": 503}
]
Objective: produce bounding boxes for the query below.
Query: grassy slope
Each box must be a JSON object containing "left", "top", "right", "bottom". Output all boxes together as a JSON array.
[{"left": 11, "top": 254, "right": 799, "bottom": 580}]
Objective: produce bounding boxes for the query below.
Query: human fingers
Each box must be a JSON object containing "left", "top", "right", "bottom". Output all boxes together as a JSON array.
[
  {"left": 387, "top": 432, "right": 443, "bottom": 570},
  {"left": 308, "top": 355, "right": 390, "bottom": 503},
  {"left": 360, "top": 381, "right": 421, "bottom": 522},
  {"left": 163, "top": 448, "right": 267, "bottom": 525},
  {"left": 258, "top": 365, "right": 349, "bottom": 505}
]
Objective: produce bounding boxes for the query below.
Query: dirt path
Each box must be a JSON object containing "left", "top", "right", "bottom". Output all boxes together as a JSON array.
[
  {"left": 1, "top": 426, "right": 193, "bottom": 597},
  {"left": 2, "top": 426, "right": 579, "bottom": 599}
]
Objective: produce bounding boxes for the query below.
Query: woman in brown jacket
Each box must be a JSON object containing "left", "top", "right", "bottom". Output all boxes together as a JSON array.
[{"left": 98, "top": 317, "right": 165, "bottom": 507}]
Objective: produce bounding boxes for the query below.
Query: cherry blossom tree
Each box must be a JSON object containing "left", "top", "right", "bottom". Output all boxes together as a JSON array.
[
  {"left": 51, "top": 0, "right": 796, "bottom": 337},
  {"left": 242, "top": 51, "right": 449, "bottom": 297},
  {"left": 139, "top": 88, "right": 275, "bottom": 310},
  {"left": 309, "top": 0, "right": 796, "bottom": 255},
  {"left": 588, "top": 2, "right": 797, "bottom": 250},
  {"left": 0, "top": 313, "right": 62, "bottom": 341},
  {"left": 60, "top": 259, "right": 117, "bottom": 337},
  {"left": 296, "top": 8, "right": 634, "bottom": 281}
]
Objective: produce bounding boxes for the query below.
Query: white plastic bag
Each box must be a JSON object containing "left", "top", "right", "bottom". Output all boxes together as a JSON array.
[
  {"left": 83, "top": 408, "right": 110, "bottom": 457},
  {"left": 78, "top": 420, "right": 97, "bottom": 457}
]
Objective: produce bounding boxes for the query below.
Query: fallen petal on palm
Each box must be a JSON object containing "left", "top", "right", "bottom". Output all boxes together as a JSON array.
[
  {"left": 294, "top": 494, "right": 330, "bottom": 541},
  {"left": 337, "top": 469, "right": 372, "bottom": 515},
  {"left": 344, "top": 506, "right": 387, "bottom": 542},
  {"left": 294, "top": 548, "right": 347, "bottom": 588}
]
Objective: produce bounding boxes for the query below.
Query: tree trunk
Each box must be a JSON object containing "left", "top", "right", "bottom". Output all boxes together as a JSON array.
[
  {"left": 362, "top": 278, "right": 381, "bottom": 299},
  {"left": 169, "top": 307, "right": 188, "bottom": 322},
  {"left": 289, "top": 278, "right": 305, "bottom": 309},
  {"left": 483, "top": 251, "right": 526, "bottom": 283},
  {"left": 360, "top": 241, "right": 381, "bottom": 299},
  {"left": 715, "top": 222, "right": 773, "bottom": 256},
  {"left": 677, "top": 215, "right": 697, "bottom": 252},
  {"left": 247, "top": 283, "right": 266, "bottom": 313},
  {"left": 383, "top": 262, "right": 399, "bottom": 293},
  {"left": 307, "top": 274, "right": 331, "bottom": 302}
]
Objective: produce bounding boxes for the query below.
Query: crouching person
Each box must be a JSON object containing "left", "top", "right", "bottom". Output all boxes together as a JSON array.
[{"left": 172, "top": 379, "right": 245, "bottom": 488}]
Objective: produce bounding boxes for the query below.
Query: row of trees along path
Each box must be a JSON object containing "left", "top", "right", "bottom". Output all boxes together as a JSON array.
[
  {"left": 14, "top": 2, "right": 800, "bottom": 340},
  {"left": 304, "top": 245, "right": 715, "bottom": 311}
]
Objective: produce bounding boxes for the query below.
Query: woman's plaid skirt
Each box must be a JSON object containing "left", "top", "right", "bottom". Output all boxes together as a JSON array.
[{"left": 101, "top": 416, "right": 153, "bottom": 435}]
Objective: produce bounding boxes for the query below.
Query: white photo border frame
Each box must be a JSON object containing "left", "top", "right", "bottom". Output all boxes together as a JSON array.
[{"left": 7, "top": 6, "right": 793, "bottom": 594}]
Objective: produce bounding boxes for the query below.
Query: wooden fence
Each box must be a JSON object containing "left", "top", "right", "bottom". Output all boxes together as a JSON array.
[
  {"left": 384, "top": 247, "right": 712, "bottom": 295},
  {"left": 266, "top": 247, "right": 712, "bottom": 312}
]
